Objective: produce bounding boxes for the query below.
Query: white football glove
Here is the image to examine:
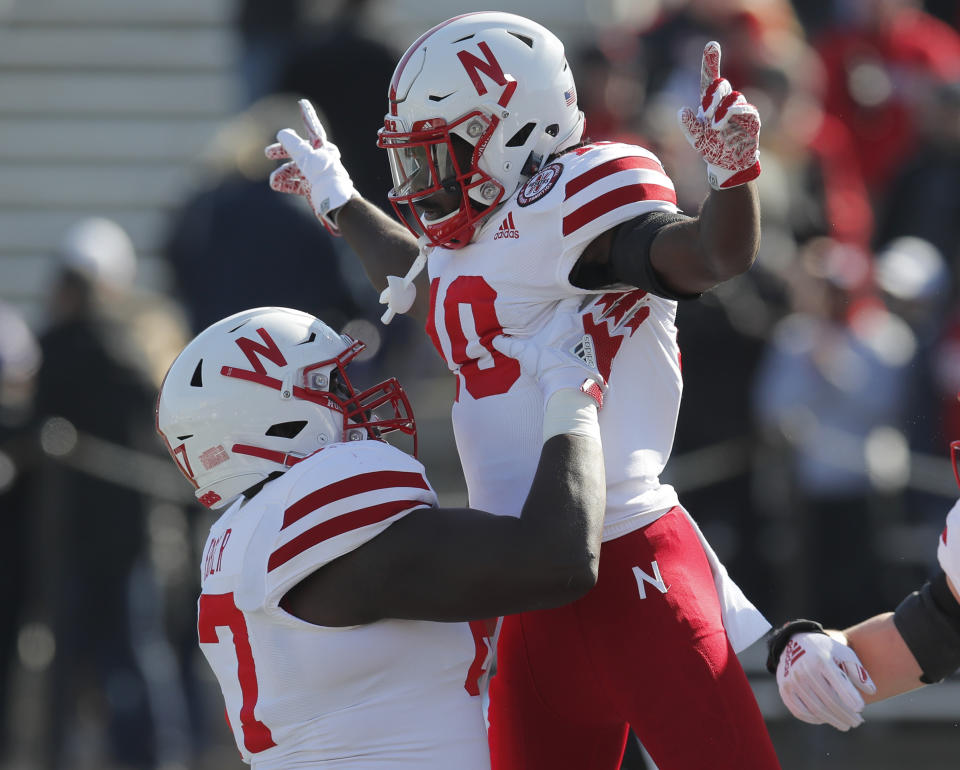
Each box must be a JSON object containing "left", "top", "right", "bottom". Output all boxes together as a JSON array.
[
  {"left": 492, "top": 307, "right": 607, "bottom": 409},
  {"left": 265, "top": 99, "right": 359, "bottom": 235},
  {"left": 776, "top": 631, "right": 877, "bottom": 732},
  {"left": 678, "top": 41, "right": 761, "bottom": 190}
]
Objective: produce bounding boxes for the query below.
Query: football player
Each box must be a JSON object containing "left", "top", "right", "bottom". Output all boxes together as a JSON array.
[
  {"left": 266, "top": 13, "right": 780, "bottom": 769},
  {"left": 157, "top": 306, "right": 608, "bottom": 769},
  {"left": 768, "top": 441, "right": 960, "bottom": 731}
]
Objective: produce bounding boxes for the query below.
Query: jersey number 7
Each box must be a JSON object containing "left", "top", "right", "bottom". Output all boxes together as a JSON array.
[{"left": 198, "top": 593, "right": 277, "bottom": 753}]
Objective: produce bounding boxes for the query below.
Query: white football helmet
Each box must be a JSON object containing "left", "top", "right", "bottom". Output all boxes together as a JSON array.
[
  {"left": 155, "top": 307, "right": 416, "bottom": 509},
  {"left": 378, "top": 12, "right": 585, "bottom": 249}
]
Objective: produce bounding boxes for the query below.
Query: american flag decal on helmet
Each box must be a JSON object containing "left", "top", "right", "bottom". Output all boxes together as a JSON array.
[{"left": 564, "top": 87, "right": 577, "bottom": 106}]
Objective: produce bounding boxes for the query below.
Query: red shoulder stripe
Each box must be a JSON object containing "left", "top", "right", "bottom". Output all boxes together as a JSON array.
[
  {"left": 564, "top": 155, "right": 665, "bottom": 200},
  {"left": 562, "top": 184, "right": 677, "bottom": 236},
  {"left": 268, "top": 499, "right": 428, "bottom": 572},
  {"left": 283, "top": 470, "right": 430, "bottom": 530}
]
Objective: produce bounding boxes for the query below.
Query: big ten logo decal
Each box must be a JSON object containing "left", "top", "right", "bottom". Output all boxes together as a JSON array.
[
  {"left": 582, "top": 290, "right": 651, "bottom": 381},
  {"left": 632, "top": 560, "right": 668, "bottom": 599},
  {"left": 456, "top": 41, "right": 517, "bottom": 107},
  {"left": 425, "top": 276, "right": 520, "bottom": 400}
]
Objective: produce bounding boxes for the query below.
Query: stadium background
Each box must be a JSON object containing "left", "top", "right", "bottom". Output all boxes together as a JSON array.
[{"left": 0, "top": 0, "right": 958, "bottom": 767}]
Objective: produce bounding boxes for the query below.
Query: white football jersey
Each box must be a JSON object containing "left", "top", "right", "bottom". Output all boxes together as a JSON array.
[
  {"left": 938, "top": 499, "right": 960, "bottom": 588},
  {"left": 197, "top": 440, "right": 491, "bottom": 769},
  {"left": 426, "top": 141, "right": 683, "bottom": 539}
]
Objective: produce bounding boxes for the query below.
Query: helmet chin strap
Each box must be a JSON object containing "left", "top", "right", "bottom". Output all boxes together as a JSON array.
[{"left": 379, "top": 237, "right": 431, "bottom": 324}]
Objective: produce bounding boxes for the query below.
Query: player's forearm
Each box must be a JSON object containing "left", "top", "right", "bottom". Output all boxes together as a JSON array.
[
  {"left": 378, "top": 433, "right": 604, "bottom": 623},
  {"left": 840, "top": 614, "right": 925, "bottom": 703},
  {"left": 390, "top": 434, "right": 604, "bottom": 622},
  {"left": 697, "top": 182, "right": 761, "bottom": 275},
  {"left": 335, "top": 198, "right": 430, "bottom": 322},
  {"left": 516, "top": 432, "right": 606, "bottom": 595}
]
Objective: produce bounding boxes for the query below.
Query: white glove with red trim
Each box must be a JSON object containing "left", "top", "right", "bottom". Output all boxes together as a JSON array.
[
  {"left": 678, "top": 41, "right": 761, "bottom": 190},
  {"left": 776, "top": 631, "right": 877, "bottom": 731},
  {"left": 265, "top": 99, "right": 358, "bottom": 235},
  {"left": 492, "top": 308, "right": 607, "bottom": 409}
]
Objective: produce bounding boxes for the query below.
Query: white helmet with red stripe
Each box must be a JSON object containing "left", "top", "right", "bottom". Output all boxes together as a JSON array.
[
  {"left": 155, "top": 307, "right": 416, "bottom": 509},
  {"left": 378, "top": 12, "right": 584, "bottom": 249}
]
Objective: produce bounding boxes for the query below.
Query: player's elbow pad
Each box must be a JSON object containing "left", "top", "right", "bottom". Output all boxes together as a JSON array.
[{"left": 893, "top": 570, "right": 960, "bottom": 684}]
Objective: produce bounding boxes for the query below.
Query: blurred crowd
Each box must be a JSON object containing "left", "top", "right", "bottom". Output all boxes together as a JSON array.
[{"left": 1, "top": 0, "right": 959, "bottom": 767}]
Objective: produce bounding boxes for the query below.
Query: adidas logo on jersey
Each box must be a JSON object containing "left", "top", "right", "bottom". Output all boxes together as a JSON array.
[
  {"left": 494, "top": 212, "right": 519, "bottom": 240},
  {"left": 571, "top": 333, "right": 597, "bottom": 370}
]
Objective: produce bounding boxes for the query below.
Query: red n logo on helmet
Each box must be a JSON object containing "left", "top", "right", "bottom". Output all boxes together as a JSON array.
[
  {"left": 221, "top": 328, "right": 287, "bottom": 390},
  {"left": 457, "top": 42, "right": 517, "bottom": 107}
]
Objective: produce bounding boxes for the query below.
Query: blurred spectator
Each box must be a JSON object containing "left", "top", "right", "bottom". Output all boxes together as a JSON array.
[
  {"left": 639, "top": 0, "right": 804, "bottom": 99},
  {"left": 30, "top": 218, "right": 167, "bottom": 769},
  {"left": 753, "top": 237, "right": 918, "bottom": 626},
  {"left": 751, "top": 44, "right": 874, "bottom": 250},
  {"left": 275, "top": 0, "right": 398, "bottom": 207},
  {"left": 574, "top": 34, "right": 650, "bottom": 145},
  {"left": 0, "top": 302, "right": 41, "bottom": 759},
  {"left": 933, "top": 310, "right": 960, "bottom": 455},
  {"left": 235, "top": 0, "right": 302, "bottom": 104},
  {"left": 813, "top": 0, "right": 960, "bottom": 195},
  {"left": 874, "top": 236, "right": 952, "bottom": 538},
  {"left": 875, "top": 78, "right": 960, "bottom": 265},
  {"left": 164, "top": 95, "right": 374, "bottom": 337}
]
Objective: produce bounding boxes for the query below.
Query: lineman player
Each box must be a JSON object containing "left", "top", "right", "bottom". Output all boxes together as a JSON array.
[
  {"left": 157, "top": 306, "right": 607, "bottom": 768},
  {"left": 267, "top": 13, "right": 780, "bottom": 768},
  {"left": 768, "top": 445, "right": 960, "bottom": 731}
]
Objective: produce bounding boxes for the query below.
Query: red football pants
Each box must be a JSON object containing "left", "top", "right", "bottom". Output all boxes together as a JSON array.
[{"left": 487, "top": 507, "right": 780, "bottom": 770}]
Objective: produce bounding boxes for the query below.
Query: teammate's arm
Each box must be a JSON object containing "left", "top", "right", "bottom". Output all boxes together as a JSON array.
[
  {"left": 265, "top": 100, "right": 427, "bottom": 323},
  {"left": 571, "top": 40, "right": 761, "bottom": 298},
  {"left": 281, "top": 390, "right": 605, "bottom": 626},
  {"left": 838, "top": 613, "right": 924, "bottom": 703},
  {"left": 334, "top": 199, "right": 429, "bottom": 322},
  {"left": 769, "top": 571, "right": 960, "bottom": 730}
]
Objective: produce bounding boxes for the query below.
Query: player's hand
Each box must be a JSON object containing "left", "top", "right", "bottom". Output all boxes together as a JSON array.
[
  {"left": 776, "top": 631, "right": 877, "bottom": 731},
  {"left": 678, "top": 41, "right": 761, "bottom": 190},
  {"left": 492, "top": 308, "right": 607, "bottom": 408},
  {"left": 265, "top": 99, "right": 358, "bottom": 235}
]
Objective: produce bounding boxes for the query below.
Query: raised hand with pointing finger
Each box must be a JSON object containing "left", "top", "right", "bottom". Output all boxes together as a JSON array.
[
  {"left": 265, "top": 99, "right": 359, "bottom": 235},
  {"left": 679, "top": 41, "right": 761, "bottom": 190}
]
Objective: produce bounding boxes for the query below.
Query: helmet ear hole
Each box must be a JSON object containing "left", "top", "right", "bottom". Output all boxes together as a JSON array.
[
  {"left": 190, "top": 360, "right": 203, "bottom": 387},
  {"left": 508, "top": 31, "right": 534, "bottom": 48},
  {"left": 265, "top": 420, "right": 308, "bottom": 439},
  {"left": 506, "top": 122, "right": 536, "bottom": 147}
]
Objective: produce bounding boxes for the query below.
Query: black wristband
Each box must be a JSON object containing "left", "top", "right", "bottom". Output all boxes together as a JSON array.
[{"left": 765, "top": 619, "right": 827, "bottom": 674}]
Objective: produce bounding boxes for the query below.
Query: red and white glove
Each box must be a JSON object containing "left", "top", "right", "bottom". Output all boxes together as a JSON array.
[
  {"left": 492, "top": 307, "right": 607, "bottom": 409},
  {"left": 776, "top": 631, "right": 877, "bottom": 731},
  {"left": 265, "top": 99, "right": 358, "bottom": 235},
  {"left": 678, "top": 41, "right": 761, "bottom": 190}
]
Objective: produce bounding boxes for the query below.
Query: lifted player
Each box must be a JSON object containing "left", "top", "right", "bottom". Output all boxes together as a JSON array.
[
  {"left": 157, "top": 306, "right": 606, "bottom": 768},
  {"left": 267, "top": 12, "right": 779, "bottom": 769}
]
